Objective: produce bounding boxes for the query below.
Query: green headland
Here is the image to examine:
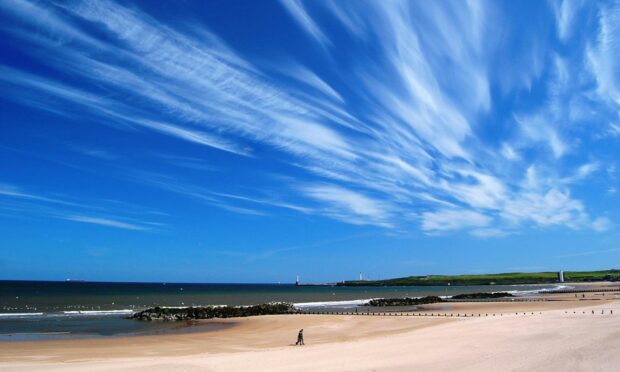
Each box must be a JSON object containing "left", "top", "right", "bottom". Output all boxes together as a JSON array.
[{"left": 338, "top": 270, "right": 620, "bottom": 286}]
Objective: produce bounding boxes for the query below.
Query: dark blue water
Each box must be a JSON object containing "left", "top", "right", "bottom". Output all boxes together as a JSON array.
[{"left": 0, "top": 280, "right": 564, "bottom": 340}]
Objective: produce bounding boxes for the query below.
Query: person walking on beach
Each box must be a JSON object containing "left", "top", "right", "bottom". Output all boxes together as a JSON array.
[{"left": 296, "top": 329, "right": 304, "bottom": 345}]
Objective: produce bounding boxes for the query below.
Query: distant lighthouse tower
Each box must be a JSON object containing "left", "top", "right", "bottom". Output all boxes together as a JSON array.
[
  {"left": 359, "top": 272, "right": 363, "bottom": 281},
  {"left": 296, "top": 275, "right": 300, "bottom": 286}
]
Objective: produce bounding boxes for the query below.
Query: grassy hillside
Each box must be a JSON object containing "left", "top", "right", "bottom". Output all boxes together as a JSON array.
[{"left": 339, "top": 270, "right": 620, "bottom": 286}]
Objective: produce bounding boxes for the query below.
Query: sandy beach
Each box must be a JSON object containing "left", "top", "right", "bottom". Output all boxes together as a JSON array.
[{"left": 1, "top": 287, "right": 619, "bottom": 371}]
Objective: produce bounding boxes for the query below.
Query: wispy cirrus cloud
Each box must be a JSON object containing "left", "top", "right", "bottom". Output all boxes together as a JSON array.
[
  {"left": 61, "top": 215, "right": 148, "bottom": 231},
  {"left": 1, "top": 0, "right": 350, "bottom": 160},
  {"left": 0, "top": 0, "right": 616, "bottom": 238},
  {"left": 553, "top": 0, "right": 585, "bottom": 42},
  {"left": 421, "top": 208, "right": 492, "bottom": 234},
  {"left": 279, "top": 0, "right": 330, "bottom": 47},
  {"left": 131, "top": 170, "right": 311, "bottom": 217},
  {"left": 300, "top": 184, "right": 393, "bottom": 227},
  {"left": 71, "top": 146, "right": 119, "bottom": 161},
  {"left": 587, "top": 1, "right": 620, "bottom": 104},
  {"left": 0, "top": 182, "right": 163, "bottom": 231},
  {"left": 0, "top": 182, "right": 87, "bottom": 209}
]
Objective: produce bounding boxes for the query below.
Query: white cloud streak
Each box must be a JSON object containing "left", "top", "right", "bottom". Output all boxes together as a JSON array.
[
  {"left": 61, "top": 215, "right": 148, "bottom": 231},
  {"left": 421, "top": 209, "right": 492, "bottom": 233},
  {"left": 587, "top": 1, "right": 620, "bottom": 104},
  {"left": 554, "top": 0, "right": 585, "bottom": 42},
  {"left": 279, "top": 0, "right": 330, "bottom": 47},
  {"left": 0, "top": 182, "right": 162, "bottom": 231},
  {"left": 301, "top": 184, "right": 392, "bottom": 227}
]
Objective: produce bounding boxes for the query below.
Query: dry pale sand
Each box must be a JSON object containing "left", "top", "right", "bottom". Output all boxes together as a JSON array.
[{"left": 1, "top": 290, "right": 619, "bottom": 371}]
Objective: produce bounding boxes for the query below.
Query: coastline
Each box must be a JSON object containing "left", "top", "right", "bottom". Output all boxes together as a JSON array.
[
  {"left": 1, "top": 284, "right": 619, "bottom": 371},
  {"left": 0, "top": 282, "right": 574, "bottom": 341}
]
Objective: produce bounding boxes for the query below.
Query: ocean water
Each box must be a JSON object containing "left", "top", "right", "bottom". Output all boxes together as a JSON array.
[{"left": 0, "top": 280, "right": 564, "bottom": 340}]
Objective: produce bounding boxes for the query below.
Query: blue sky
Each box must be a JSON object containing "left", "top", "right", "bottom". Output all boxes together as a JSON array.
[{"left": 0, "top": 0, "right": 618, "bottom": 283}]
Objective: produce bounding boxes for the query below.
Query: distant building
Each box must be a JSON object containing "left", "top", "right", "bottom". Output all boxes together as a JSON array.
[{"left": 558, "top": 270, "right": 564, "bottom": 282}]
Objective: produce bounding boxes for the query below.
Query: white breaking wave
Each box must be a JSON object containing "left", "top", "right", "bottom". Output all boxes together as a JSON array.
[
  {"left": 0, "top": 312, "right": 44, "bottom": 317},
  {"left": 0, "top": 332, "right": 70, "bottom": 335},
  {"left": 546, "top": 285, "right": 573, "bottom": 291},
  {"left": 62, "top": 310, "right": 134, "bottom": 315},
  {"left": 293, "top": 299, "right": 372, "bottom": 309},
  {"left": 158, "top": 305, "right": 226, "bottom": 309},
  {"left": 0, "top": 310, "right": 135, "bottom": 320},
  {"left": 295, "top": 284, "right": 574, "bottom": 308},
  {"left": 506, "top": 284, "right": 574, "bottom": 297}
]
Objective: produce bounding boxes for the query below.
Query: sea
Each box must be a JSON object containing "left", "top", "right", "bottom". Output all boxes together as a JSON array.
[{"left": 0, "top": 280, "right": 567, "bottom": 341}]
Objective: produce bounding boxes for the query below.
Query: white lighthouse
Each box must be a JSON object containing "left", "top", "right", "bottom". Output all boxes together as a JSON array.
[{"left": 558, "top": 270, "right": 564, "bottom": 283}]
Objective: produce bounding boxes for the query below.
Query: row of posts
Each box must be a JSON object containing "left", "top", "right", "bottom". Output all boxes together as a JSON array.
[
  {"left": 299, "top": 310, "right": 614, "bottom": 317},
  {"left": 300, "top": 311, "right": 540, "bottom": 317},
  {"left": 542, "top": 288, "right": 620, "bottom": 294},
  {"left": 566, "top": 309, "right": 613, "bottom": 315}
]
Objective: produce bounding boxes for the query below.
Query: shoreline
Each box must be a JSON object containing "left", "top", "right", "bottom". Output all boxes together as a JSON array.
[
  {"left": 0, "top": 281, "right": 614, "bottom": 342},
  {"left": 0, "top": 281, "right": 591, "bottom": 317}
]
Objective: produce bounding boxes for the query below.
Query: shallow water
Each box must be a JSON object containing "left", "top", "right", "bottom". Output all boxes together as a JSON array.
[
  {"left": 0, "top": 280, "right": 564, "bottom": 340},
  {"left": 0, "top": 315, "right": 230, "bottom": 341}
]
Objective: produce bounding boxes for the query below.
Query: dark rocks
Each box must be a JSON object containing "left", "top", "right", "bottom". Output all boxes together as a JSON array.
[
  {"left": 130, "top": 303, "right": 297, "bottom": 321},
  {"left": 450, "top": 292, "right": 514, "bottom": 300},
  {"left": 366, "top": 296, "right": 443, "bottom": 307}
]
